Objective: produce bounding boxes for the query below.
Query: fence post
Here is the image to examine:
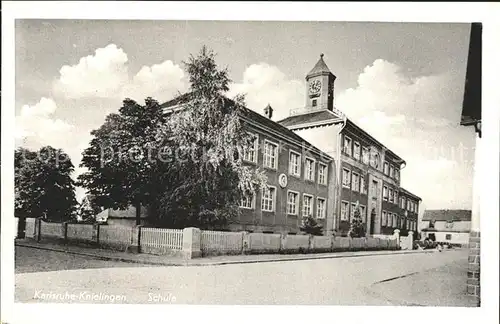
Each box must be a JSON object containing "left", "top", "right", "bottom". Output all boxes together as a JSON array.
[
  {"left": 280, "top": 233, "right": 286, "bottom": 253},
  {"left": 308, "top": 235, "right": 314, "bottom": 253},
  {"left": 241, "top": 231, "right": 250, "bottom": 255},
  {"left": 36, "top": 218, "right": 42, "bottom": 242},
  {"left": 393, "top": 229, "right": 401, "bottom": 249},
  {"left": 182, "top": 227, "right": 201, "bottom": 259},
  {"left": 137, "top": 225, "right": 143, "bottom": 253},
  {"left": 63, "top": 222, "right": 69, "bottom": 243},
  {"left": 408, "top": 231, "right": 414, "bottom": 250}
]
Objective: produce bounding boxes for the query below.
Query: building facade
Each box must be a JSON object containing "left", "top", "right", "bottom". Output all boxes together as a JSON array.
[
  {"left": 278, "top": 54, "right": 421, "bottom": 236},
  {"left": 420, "top": 209, "right": 472, "bottom": 246},
  {"left": 161, "top": 95, "right": 336, "bottom": 235}
]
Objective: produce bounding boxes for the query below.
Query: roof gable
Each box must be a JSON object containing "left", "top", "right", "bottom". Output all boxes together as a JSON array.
[
  {"left": 160, "top": 93, "right": 333, "bottom": 160},
  {"left": 422, "top": 209, "right": 472, "bottom": 222}
]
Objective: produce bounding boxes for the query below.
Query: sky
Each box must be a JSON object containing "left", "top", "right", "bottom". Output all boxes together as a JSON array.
[{"left": 15, "top": 20, "right": 475, "bottom": 212}]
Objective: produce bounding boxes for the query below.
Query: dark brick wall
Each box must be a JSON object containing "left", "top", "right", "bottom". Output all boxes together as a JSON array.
[
  {"left": 237, "top": 125, "right": 330, "bottom": 234},
  {"left": 467, "top": 230, "right": 480, "bottom": 306}
]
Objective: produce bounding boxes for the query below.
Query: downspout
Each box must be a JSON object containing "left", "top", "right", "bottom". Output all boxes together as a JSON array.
[{"left": 333, "top": 115, "right": 348, "bottom": 234}]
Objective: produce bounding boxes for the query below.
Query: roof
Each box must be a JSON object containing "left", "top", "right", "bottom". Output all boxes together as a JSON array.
[
  {"left": 278, "top": 109, "right": 341, "bottom": 128},
  {"left": 461, "top": 23, "right": 482, "bottom": 126},
  {"left": 399, "top": 187, "right": 422, "bottom": 201},
  {"left": 277, "top": 110, "right": 406, "bottom": 164},
  {"left": 160, "top": 93, "right": 334, "bottom": 161},
  {"left": 307, "top": 54, "right": 334, "bottom": 79},
  {"left": 422, "top": 210, "right": 472, "bottom": 222}
]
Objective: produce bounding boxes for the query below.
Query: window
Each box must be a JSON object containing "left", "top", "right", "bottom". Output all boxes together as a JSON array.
[
  {"left": 305, "top": 158, "right": 315, "bottom": 181},
  {"left": 287, "top": 191, "right": 299, "bottom": 215},
  {"left": 312, "top": 99, "right": 317, "bottom": 107},
  {"left": 362, "top": 147, "right": 369, "bottom": 164},
  {"left": 289, "top": 151, "right": 301, "bottom": 177},
  {"left": 360, "top": 176, "right": 367, "bottom": 194},
  {"left": 353, "top": 142, "right": 361, "bottom": 160},
  {"left": 261, "top": 186, "right": 276, "bottom": 212},
  {"left": 372, "top": 180, "right": 378, "bottom": 197},
  {"left": 407, "top": 200, "right": 412, "bottom": 212},
  {"left": 383, "top": 186, "right": 388, "bottom": 201},
  {"left": 402, "top": 197, "right": 406, "bottom": 209},
  {"left": 263, "top": 140, "right": 278, "bottom": 169},
  {"left": 389, "top": 164, "right": 394, "bottom": 178},
  {"left": 394, "top": 191, "right": 398, "bottom": 205},
  {"left": 415, "top": 203, "right": 418, "bottom": 214},
  {"left": 318, "top": 163, "right": 328, "bottom": 185},
  {"left": 389, "top": 188, "right": 394, "bottom": 203},
  {"left": 352, "top": 172, "right": 360, "bottom": 192},
  {"left": 341, "top": 201, "right": 349, "bottom": 221},
  {"left": 387, "top": 212, "right": 392, "bottom": 227},
  {"left": 317, "top": 198, "right": 326, "bottom": 219},
  {"left": 342, "top": 168, "right": 351, "bottom": 188},
  {"left": 243, "top": 133, "right": 259, "bottom": 163},
  {"left": 303, "top": 194, "right": 314, "bottom": 217},
  {"left": 360, "top": 205, "right": 366, "bottom": 221},
  {"left": 343, "top": 136, "right": 352, "bottom": 156},
  {"left": 382, "top": 211, "right": 387, "bottom": 226},
  {"left": 350, "top": 203, "right": 357, "bottom": 220},
  {"left": 445, "top": 234, "right": 452, "bottom": 240},
  {"left": 384, "top": 162, "right": 389, "bottom": 175},
  {"left": 393, "top": 214, "right": 398, "bottom": 227},
  {"left": 240, "top": 192, "right": 255, "bottom": 209},
  {"left": 394, "top": 169, "right": 400, "bottom": 181}
]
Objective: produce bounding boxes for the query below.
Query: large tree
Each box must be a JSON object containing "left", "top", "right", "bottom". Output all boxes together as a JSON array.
[
  {"left": 77, "top": 97, "right": 167, "bottom": 224},
  {"left": 349, "top": 202, "right": 366, "bottom": 238},
  {"left": 15, "top": 146, "right": 78, "bottom": 222},
  {"left": 78, "top": 46, "right": 266, "bottom": 229}
]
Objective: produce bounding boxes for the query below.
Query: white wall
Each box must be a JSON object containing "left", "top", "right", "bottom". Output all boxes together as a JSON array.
[
  {"left": 422, "top": 231, "right": 470, "bottom": 245},
  {"left": 420, "top": 220, "right": 471, "bottom": 232}
]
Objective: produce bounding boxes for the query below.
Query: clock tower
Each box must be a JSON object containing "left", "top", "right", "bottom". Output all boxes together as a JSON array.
[{"left": 305, "top": 53, "right": 336, "bottom": 112}]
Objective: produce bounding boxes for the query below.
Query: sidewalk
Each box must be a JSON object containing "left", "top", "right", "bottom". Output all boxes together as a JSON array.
[{"left": 15, "top": 239, "right": 453, "bottom": 267}]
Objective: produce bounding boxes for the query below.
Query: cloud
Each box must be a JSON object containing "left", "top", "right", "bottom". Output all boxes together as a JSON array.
[
  {"left": 54, "top": 44, "right": 187, "bottom": 102},
  {"left": 124, "top": 60, "right": 187, "bottom": 102},
  {"left": 54, "top": 44, "right": 129, "bottom": 99},
  {"left": 229, "top": 63, "right": 305, "bottom": 121},
  {"left": 15, "top": 97, "right": 74, "bottom": 148}
]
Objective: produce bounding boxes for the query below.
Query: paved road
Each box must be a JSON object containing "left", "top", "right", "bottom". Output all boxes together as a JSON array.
[{"left": 15, "top": 246, "right": 470, "bottom": 306}]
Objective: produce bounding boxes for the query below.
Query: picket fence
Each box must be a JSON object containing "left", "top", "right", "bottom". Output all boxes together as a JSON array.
[
  {"left": 28, "top": 219, "right": 404, "bottom": 258},
  {"left": 141, "top": 228, "right": 183, "bottom": 255}
]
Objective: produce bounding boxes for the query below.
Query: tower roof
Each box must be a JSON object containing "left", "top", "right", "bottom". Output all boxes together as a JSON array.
[{"left": 307, "top": 53, "right": 333, "bottom": 78}]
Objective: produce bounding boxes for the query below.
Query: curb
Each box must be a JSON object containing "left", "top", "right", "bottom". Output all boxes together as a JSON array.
[{"left": 15, "top": 242, "right": 454, "bottom": 267}]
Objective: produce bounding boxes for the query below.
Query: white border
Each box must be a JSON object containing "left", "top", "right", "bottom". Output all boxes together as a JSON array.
[{"left": 2, "top": 2, "right": 500, "bottom": 324}]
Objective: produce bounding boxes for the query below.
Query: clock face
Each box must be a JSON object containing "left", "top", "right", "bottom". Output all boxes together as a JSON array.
[
  {"left": 278, "top": 174, "right": 288, "bottom": 188},
  {"left": 309, "top": 80, "right": 322, "bottom": 94}
]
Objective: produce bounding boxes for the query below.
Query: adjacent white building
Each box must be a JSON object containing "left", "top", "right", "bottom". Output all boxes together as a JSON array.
[{"left": 420, "top": 209, "right": 471, "bottom": 246}]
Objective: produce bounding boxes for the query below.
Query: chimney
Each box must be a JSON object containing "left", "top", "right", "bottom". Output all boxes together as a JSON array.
[{"left": 264, "top": 104, "right": 273, "bottom": 119}]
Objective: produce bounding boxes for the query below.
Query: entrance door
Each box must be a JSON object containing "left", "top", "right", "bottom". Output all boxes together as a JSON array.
[{"left": 369, "top": 208, "right": 376, "bottom": 235}]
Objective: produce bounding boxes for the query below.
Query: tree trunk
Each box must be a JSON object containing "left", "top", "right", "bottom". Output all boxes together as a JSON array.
[{"left": 135, "top": 203, "right": 141, "bottom": 226}]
